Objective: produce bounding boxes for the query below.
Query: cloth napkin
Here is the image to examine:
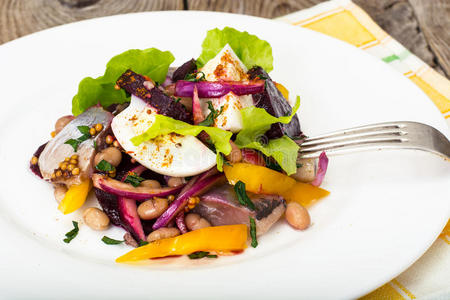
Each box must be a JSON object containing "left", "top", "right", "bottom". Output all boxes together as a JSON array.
[{"left": 276, "top": 0, "right": 450, "bottom": 299}]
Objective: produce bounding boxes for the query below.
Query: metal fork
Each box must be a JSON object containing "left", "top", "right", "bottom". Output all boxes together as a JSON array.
[{"left": 298, "top": 121, "right": 450, "bottom": 159}]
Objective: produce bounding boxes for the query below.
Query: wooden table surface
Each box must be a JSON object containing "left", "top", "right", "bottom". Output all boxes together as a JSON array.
[{"left": 1, "top": 0, "right": 448, "bottom": 78}]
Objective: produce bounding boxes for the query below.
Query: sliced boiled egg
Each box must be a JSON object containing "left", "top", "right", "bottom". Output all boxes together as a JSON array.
[
  {"left": 112, "top": 95, "right": 217, "bottom": 177},
  {"left": 200, "top": 44, "right": 254, "bottom": 133}
]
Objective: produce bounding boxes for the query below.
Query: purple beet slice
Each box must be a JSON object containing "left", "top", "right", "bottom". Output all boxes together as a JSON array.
[
  {"left": 94, "top": 188, "right": 143, "bottom": 241},
  {"left": 94, "top": 165, "right": 148, "bottom": 241},
  {"left": 92, "top": 173, "right": 183, "bottom": 201},
  {"left": 116, "top": 69, "right": 192, "bottom": 123},
  {"left": 29, "top": 142, "right": 48, "bottom": 179},
  {"left": 152, "top": 173, "right": 226, "bottom": 230},
  {"left": 248, "top": 66, "right": 302, "bottom": 139},
  {"left": 171, "top": 59, "right": 197, "bottom": 82}
]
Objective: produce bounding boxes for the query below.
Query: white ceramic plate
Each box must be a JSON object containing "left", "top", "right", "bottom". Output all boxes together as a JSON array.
[{"left": 0, "top": 11, "right": 448, "bottom": 300}]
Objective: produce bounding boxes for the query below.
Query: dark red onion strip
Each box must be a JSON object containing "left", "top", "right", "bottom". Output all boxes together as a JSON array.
[
  {"left": 153, "top": 174, "right": 226, "bottom": 230},
  {"left": 192, "top": 85, "right": 204, "bottom": 124},
  {"left": 175, "top": 80, "right": 265, "bottom": 98},
  {"left": 117, "top": 165, "right": 146, "bottom": 241},
  {"left": 311, "top": 152, "right": 329, "bottom": 187},
  {"left": 92, "top": 174, "right": 183, "bottom": 201},
  {"left": 175, "top": 212, "right": 188, "bottom": 234}
]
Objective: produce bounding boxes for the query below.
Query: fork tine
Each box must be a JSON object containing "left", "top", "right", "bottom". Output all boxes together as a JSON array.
[
  {"left": 300, "top": 135, "right": 405, "bottom": 153},
  {"left": 298, "top": 121, "right": 450, "bottom": 160},
  {"left": 301, "top": 129, "right": 406, "bottom": 147},
  {"left": 303, "top": 122, "right": 404, "bottom": 143},
  {"left": 299, "top": 141, "right": 403, "bottom": 158}
]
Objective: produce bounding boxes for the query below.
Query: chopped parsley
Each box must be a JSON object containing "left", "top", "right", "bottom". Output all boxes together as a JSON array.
[
  {"left": 139, "top": 240, "right": 149, "bottom": 247},
  {"left": 249, "top": 217, "right": 258, "bottom": 248},
  {"left": 101, "top": 236, "right": 124, "bottom": 245},
  {"left": 198, "top": 101, "right": 224, "bottom": 127},
  {"left": 256, "top": 74, "right": 268, "bottom": 80},
  {"left": 93, "top": 140, "right": 97, "bottom": 150},
  {"left": 95, "top": 160, "right": 116, "bottom": 172},
  {"left": 234, "top": 181, "right": 255, "bottom": 210},
  {"left": 184, "top": 71, "right": 206, "bottom": 82},
  {"left": 63, "top": 221, "right": 79, "bottom": 243},
  {"left": 124, "top": 174, "right": 145, "bottom": 187},
  {"left": 266, "top": 159, "right": 283, "bottom": 172},
  {"left": 188, "top": 251, "right": 218, "bottom": 259},
  {"left": 77, "top": 125, "right": 90, "bottom": 135},
  {"left": 64, "top": 125, "right": 92, "bottom": 152}
]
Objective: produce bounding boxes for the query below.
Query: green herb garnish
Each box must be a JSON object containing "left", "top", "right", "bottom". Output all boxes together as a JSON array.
[
  {"left": 130, "top": 114, "right": 232, "bottom": 172},
  {"left": 198, "top": 101, "right": 224, "bottom": 127},
  {"left": 234, "top": 96, "right": 301, "bottom": 175},
  {"left": 234, "top": 181, "right": 255, "bottom": 210},
  {"left": 72, "top": 48, "right": 175, "bottom": 116},
  {"left": 77, "top": 125, "right": 90, "bottom": 135},
  {"left": 101, "top": 236, "right": 124, "bottom": 245},
  {"left": 266, "top": 159, "right": 283, "bottom": 172},
  {"left": 175, "top": 97, "right": 182, "bottom": 103},
  {"left": 63, "top": 221, "right": 79, "bottom": 243},
  {"left": 139, "top": 240, "right": 149, "bottom": 247},
  {"left": 124, "top": 174, "right": 145, "bottom": 187},
  {"left": 188, "top": 251, "right": 218, "bottom": 259},
  {"left": 93, "top": 140, "right": 97, "bottom": 150},
  {"left": 64, "top": 126, "right": 92, "bottom": 152},
  {"left": 257, "top": 74, "right": 268, "bottom": 80},
  {"left": 184, "top": 71, "right": 206, "bottom": 82},
  {"left": 197, "top": 27, "right": 273, "bottom": 72},
  {"left": 249, "top": 217, "right": 258, "bottom": 248},
  {"left": 95, "top": 160, "right": 116, "bottom": 172}
]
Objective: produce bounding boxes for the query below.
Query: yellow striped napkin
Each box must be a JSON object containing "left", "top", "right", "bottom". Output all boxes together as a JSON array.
[{"left": 276, "top": 0, "right": 450, "bottom": 299}]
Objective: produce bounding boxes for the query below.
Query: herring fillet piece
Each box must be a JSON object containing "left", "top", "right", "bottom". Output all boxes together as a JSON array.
[
  {"left": 111, "top": 95, "right": 217, "bottom": 177},
  {"left": 193, "top": 185, "right": 286, "bottom": 236},
  {"left": 38, "top": 107, "right": 113, "bottom": 186}
]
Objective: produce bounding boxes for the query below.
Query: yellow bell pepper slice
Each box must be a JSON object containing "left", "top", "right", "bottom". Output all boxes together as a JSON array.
[
  {"left": 282, "top": 181, "right": 330, "bottom": 207},
  {"left": 58, "top": 179, "right": 92, "bottom": 214},
  {"left": 275, "top": 82, "right": 289, "bottom": 100},
  {"left": 116, "top": 224, "right": 247, "bottom": 263},
  {"left": 223, "top": 163, "right": 329, "bottom": 207}
]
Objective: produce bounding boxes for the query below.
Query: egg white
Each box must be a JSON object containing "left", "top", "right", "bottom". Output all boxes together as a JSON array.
[
  {"left": 200, "top": 44, "right": 254, "bottom": 133},
  {"left": 112, "top": 95, "right": 217, "bottom": 177}
]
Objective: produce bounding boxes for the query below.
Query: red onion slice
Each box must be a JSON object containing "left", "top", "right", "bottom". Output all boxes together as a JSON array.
[
  {"left": 311, "top": 152, "right": 329, "bottom": 187},
  {"left": 175, "top": 212, "right": 188, "bottom": 234},
  {"left": 175, "top": 80, "right": 265, "bottom": 98},
  {"left": 117, "top": 165, "right": 146, "bottom": 241},
  {"left": 152, "top": 173, "right": 226, "bottom": 230},
  {"left": 92, "top": 174, "right": 183, "bottom": 201},
  {"left": 192, "top": 85, "right": 204, "bottom": 124}
]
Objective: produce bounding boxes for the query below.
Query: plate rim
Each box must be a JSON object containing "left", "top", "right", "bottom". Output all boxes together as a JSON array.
[{"left": 0, "top": 10, "right": 448, "bottom": 300}]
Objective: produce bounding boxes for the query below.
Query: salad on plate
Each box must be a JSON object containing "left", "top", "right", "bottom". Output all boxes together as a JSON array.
[{"left": 29, "top": 27, "right": 330, "bottom": 263}]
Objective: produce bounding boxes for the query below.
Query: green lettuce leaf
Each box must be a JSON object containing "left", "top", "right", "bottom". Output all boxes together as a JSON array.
[
  {"left": 197, "top": 27, "right": 273, "bottom": 72},
  {"left": 235, "top": 96, "right": 301, "bottom": 175},
  {"left": 130, "top": 115, "right": 232, "bottom": 171},
  {"left": 72, "top": 48, "right": 175, "bottom": 116}
]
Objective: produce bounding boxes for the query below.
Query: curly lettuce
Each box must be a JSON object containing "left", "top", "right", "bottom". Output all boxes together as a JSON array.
[
  {"left": 197, "top": 27, "right": 273, "bottom": 72},
  {"left": 130, "top": 115, "right": 232, "bottom": 171},
  {"left": 72, "top": 48, "right": 175, "bottom": 116},
  {"left": 235, "top": 96, "right": 301, "bottom": 175}
]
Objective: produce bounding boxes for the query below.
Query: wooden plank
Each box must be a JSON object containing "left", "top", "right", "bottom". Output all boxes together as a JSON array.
[
  {"left": 356, "top": 0, "right": 446, "bottom": 75},
  {"left": 187, "top": 0, "right": 446, "bottom": 76},
  {"left": 0, "top": 0, "right": 183, "bottom": 44},
  {"left": 186, "top": 0, "right": 324, "bottom": 18},
  {"left": 409, "top": 0, "right": 450, "bottom": 77}
]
